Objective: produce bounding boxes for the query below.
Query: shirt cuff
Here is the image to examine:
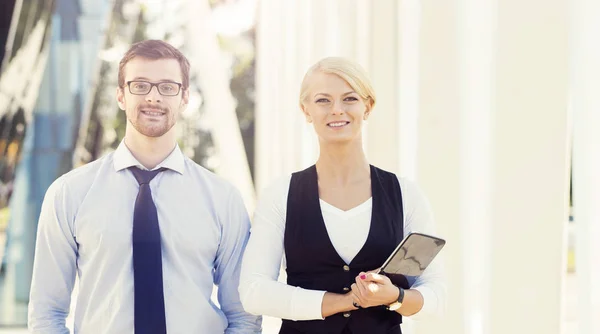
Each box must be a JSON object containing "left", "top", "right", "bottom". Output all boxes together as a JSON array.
[
  {"left": 291, "top": 287, "right": 327, "bottom": 320},
  {"left": 406, "top": 285, "right": 438, "bottom": 321}
]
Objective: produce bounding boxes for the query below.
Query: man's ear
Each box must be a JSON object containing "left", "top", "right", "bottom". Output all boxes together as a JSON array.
[
  {"left": 182, "top": 88, "right": 190, "bottom": 106},
  {"left": 116, "top": 87, "right": 126, "bottom": 111}
]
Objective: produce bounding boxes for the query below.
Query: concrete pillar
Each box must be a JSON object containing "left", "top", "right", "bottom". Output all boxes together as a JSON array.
[
  {"left": 455, "top": 0, "right": 496, "bottom": 333},
  {"left": 415, "top": 1, "right": 463, "bottom": 333},
  {"left": 255, "top": 0, "right": 301, "bottom": 194},
  {"left": 417, "top": 1, "right": 569, "bottom": 334},
  {"left": 571, "top": 0, "right": 600, "bottom": 333},
  {"left": 184, "top": 0, "right": 256, "bottom": 210},
  {"left": 489, "top": 0, "right": 570, "bottom": 333},
  {"left": 396, "top": 0, "right": 420, "bottom": 181},
  {"left": 364, "top": 0, "right": 400, "bottom": 172}
]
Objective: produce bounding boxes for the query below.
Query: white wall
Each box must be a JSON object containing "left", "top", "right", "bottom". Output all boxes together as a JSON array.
[{"left": 255, "top": 1, "right": 573, "bottom": 333}]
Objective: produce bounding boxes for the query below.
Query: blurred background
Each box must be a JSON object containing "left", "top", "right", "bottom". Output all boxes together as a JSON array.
[{"left": 0, "top": 0, "right": 597, "bottom": 333}]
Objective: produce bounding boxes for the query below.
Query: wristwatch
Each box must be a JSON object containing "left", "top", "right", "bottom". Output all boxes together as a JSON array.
[{"left": 386, "top": 286, "right": 405, "bottom": 311}]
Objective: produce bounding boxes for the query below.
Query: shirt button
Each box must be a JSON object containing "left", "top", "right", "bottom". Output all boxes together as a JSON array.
[
  {"left": 343, "top": 265, "right": 350, "bottom": 272},
  {"left": 343, "top": 312, "right": 351, "bottom": 318},
  {"left": 343, "top": 287, "right": 350, "bottom": 291}
]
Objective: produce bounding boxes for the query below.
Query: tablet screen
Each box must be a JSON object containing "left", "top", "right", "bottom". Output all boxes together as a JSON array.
[{"left": 379, "top": 232, "right": 445, "bottom": 281}]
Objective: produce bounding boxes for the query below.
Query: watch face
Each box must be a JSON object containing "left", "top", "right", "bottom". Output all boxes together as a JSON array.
[{"left": 388, "top": 302, "right": 402, "bottom": 311}]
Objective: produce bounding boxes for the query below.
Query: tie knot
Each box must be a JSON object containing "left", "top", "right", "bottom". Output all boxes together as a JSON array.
[{"left": 129, "top": 167, "right": 165, "bottom": 185}]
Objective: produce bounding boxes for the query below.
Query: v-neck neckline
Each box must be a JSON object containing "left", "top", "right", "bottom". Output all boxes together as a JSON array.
[
  {"left": 310, "top": 165, "right": 378, "bottom": 266},
  {"left": 319, "top": 197, "right": 373, "bottom": 217}
]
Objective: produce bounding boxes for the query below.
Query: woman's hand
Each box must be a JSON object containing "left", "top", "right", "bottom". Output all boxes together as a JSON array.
[
  {"left": 321, "top": 290, "right": 362, "bottom": 317},
  {"left": 351, "top": 271, "right": 399, "bottom": 308}
]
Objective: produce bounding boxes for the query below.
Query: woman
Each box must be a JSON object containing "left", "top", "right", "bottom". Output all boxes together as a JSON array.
[{"left": 239, "top": 57, "right": 445, "bottom": 334}]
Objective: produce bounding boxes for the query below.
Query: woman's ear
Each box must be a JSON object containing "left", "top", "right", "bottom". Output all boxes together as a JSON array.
[
  {"left": 301, "top": 103, "right": 312, "bottom": 123},
  {"left": 363, "top": 98, "right": 373, "bottom": 120}
]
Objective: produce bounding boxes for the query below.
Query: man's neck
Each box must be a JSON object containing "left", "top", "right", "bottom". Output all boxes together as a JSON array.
[{"left": 124, "top": 130, "right": 177, "bottom": 170}]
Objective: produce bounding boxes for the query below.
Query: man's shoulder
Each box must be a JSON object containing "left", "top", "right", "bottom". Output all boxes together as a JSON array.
[
  {"left": 63, "top": 153, "right": 112, "bottom": 179},
  {"left": 51, "top": 153, "right": 114, "bottom": 195}
]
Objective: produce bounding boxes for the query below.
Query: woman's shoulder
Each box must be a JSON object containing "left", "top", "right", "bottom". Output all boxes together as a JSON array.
[
  {"left": 396, "top": 176, "right": 419, "bottom": 192},
  {"left": 369, "top": 165, "right": 414, "bottom": 189},
  {"left": 254, "top": 174, "right": 293, "bottom": 213},
  {"left": 253, "top": 174, "right": 294, "bottom": 226},
  {"left": 368, "top": 164, "right": 427, "bottom": 202},
  {"left": 259, "top": 174, "right": 293, "bottom": 198}
]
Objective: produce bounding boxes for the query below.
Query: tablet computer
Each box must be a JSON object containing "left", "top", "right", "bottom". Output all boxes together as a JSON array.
[{"left": 377, "top": 232, "right": 446, "bottom": 280}]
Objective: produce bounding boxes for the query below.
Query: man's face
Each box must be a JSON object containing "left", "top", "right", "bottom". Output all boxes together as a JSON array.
[{"left": 117, "top": 57, "right": 189, "bottom": 138}]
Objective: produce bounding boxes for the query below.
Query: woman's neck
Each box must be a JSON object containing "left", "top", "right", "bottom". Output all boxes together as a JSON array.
[{"left": 315, "top": 140, "right": 370, "bottom": 187}]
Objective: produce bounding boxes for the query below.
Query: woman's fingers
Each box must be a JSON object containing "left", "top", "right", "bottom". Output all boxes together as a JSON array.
[
  {"left": 351, "top": 283, "right": 366, "bottom": 307},
  {"left": 351, "top": 271, "right": 396, "bottom": 307},
  {"left": 362, "top": 272, "right": 391, "bottom": 284}
]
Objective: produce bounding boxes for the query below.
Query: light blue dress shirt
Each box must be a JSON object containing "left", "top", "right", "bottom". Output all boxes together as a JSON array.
[{"left": 28, "top": 142, "right": 262, "bottom": 333}]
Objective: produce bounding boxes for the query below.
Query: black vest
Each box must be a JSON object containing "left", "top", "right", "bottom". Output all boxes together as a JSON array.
[{"left": 281, "top": 165, "right": 406, "bottom": 334}]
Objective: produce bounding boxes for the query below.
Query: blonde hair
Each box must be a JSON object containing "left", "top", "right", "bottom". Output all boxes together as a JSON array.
[{"left": 299, "top": 57, "right": 376, "bottom": 108}]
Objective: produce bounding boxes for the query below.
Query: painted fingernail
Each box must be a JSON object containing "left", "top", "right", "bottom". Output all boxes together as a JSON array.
[{"left": 360, "top": 274, "right": 366, "bottom": 280}]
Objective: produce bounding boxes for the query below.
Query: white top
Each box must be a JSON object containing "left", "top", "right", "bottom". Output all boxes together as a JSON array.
[
  {"left": 28, "top": 142, "right": 261, "bottom": 334},
  {"left": 320, "top": 197, "right": 373, "bottom": 264},
  {"left": 239, "top": 174, "right": 446, "bottom": 322}
]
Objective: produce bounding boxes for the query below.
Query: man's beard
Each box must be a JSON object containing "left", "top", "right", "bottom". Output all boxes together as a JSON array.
[{"left": 131, "top": 104, "right": 174, "bottom": 137}]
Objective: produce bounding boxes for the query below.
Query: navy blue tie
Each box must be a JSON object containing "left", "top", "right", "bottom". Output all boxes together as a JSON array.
[{"left": 130, "top": 167, "right": 167, "bottom": 334}]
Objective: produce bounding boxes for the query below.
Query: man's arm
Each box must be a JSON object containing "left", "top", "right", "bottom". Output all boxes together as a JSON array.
[
  {"left": 28, "top": 178, "right": 78, "bottom": 333},
  {"left": 214, "top": 187, "right": 262, "bottom": 334}
]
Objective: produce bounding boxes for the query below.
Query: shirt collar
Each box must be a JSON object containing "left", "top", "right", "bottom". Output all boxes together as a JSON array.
[{"left": 113, "top": 140, "right": 185, "bottom": 175}]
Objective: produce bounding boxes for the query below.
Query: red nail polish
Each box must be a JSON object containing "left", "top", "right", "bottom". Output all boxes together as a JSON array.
[{"left": 360, "top": 274, "right": 366, "bottom": 280}]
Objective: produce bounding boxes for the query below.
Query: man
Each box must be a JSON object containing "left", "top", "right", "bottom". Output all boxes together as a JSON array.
[{"left": 28, "top": 40, "right": 261, "bottom": 333}]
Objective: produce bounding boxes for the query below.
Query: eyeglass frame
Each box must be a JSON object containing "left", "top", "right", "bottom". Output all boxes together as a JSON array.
[{"left": 125, "top": 80, "right": 183, "bottom": 96}]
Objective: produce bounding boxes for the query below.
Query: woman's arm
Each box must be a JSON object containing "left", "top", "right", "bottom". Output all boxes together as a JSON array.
[
  {"left": 397, "top": 288, "right": 425, "bottom": 316},
  {"left": 239, "top": 176, "right": 355, "bottom": 320},
  {"left": 350, "top": 178, "right": 446, "bottom": 319},
  {"left": 400, "top": 178, "right": 447, "bottom": 320},
  {"left": 321, "top": 292, "right": 357, "bottom": 317}
]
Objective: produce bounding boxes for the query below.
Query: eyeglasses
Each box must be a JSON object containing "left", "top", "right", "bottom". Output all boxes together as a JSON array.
[{"left": 125, "top": 80, "right": 183, "bottom": 96}]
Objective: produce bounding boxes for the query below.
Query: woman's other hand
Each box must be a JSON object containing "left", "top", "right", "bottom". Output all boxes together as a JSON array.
[{"left": 351, "top": 272, "right": 399, "bottom": 308}]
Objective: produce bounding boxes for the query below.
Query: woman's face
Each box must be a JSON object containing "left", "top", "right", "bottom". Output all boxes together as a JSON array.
[{"left": 301, "top": 71, "right": 372, "bottom": 144}]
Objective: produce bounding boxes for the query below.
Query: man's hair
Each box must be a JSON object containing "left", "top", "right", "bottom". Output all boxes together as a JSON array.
[{"left": 118, "top": 40, "right": 191, "bottom": 89}]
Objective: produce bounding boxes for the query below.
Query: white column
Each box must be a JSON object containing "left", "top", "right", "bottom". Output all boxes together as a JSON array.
[
  {"left": 297, "top": 1, "right": 319, "bottom": 171},
  {"left": 396, "top": 0, "right": 420, "bottom": 181},
  {"left": 415, "top": 1, "right": 533, "bottom": 334},
  {"left": 365, "top": 0, "right": 400, "bottom": 172},
  {"left": 456, "top": 0, "right": 495, "bottom": 333},
  {"left": 185, "top": 0, "right": 256, "bottom": 210},
  {"left": 490, "top": 0, "right": 570, "bottom": 333},
  {"left": 415, "top": 1, "right": 463, "bottom": 333},
  {"left": 280, "top": 0, "right": 303, "bottom": 175},
  {"left": 255, "top": 0, "right": 285, "bottom": 193},
  {"left": 571, "top": 0, "right": 600, "bottom": 333}
]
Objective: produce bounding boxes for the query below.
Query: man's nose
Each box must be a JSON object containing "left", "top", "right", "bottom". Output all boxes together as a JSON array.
[{"left": 145, "top": 86, "right": 162, "bottom": 103}]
